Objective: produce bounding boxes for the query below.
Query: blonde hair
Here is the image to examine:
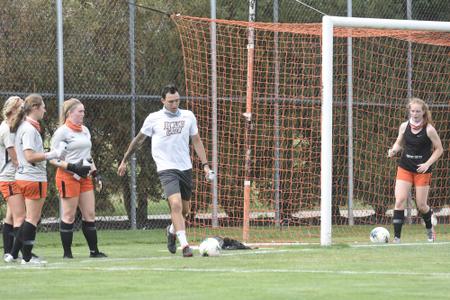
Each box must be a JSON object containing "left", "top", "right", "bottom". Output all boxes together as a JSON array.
[
  {"left": 2, "top": 96, "right": 23, "bottom": 120},
  {"left": 60, "top": 98, "right": 82, "bottom": 125},
  {"left": 408, "top": 97, "right": 432, "bottom": 127},
  {"left": 10, "top": 94, "right": 43, "bottom": 133}
]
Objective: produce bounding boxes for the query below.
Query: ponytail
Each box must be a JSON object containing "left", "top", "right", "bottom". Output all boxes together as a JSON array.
[{"left": 10, "top": 94, "right": 43, "bottom": 133}]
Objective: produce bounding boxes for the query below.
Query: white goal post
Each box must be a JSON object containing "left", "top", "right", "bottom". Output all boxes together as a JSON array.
[{"left": 320, "top": 16, "right": 450, "bottom": 246}]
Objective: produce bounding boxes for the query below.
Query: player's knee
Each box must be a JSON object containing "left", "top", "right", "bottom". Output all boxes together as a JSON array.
[
  {"left": 170, "top": 202, "right": 183, "bottom": 214},
  {"left": 417, "top": 204, "right": 429, "bottom": 214}
]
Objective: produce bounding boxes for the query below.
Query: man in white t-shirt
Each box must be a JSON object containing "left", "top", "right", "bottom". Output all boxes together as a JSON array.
[{"left": 118, "top": 84, "right": 214, "bottom": 257}]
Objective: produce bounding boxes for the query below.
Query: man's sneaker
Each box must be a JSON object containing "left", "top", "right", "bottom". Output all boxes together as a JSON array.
[
  {"left": 427, "top": 228, "right": 436, "bottom": 242},
  {"left": 21, "top": 256, "right": 47, "bottom": 265},
  {"left": 392, "top": 237, "right": 401, "bottom": 244},
  {"left": 63, "top": 253, "right": 74, "bottom": 259},
  {"left": 182, "top": 246, "right": 193, "bottom": 257},
  {"left": 166, "top": 225, "right": 177, "bottom": 254},
  {"left": 90, "top": 251, "right": 107, "bottom": 258},
  {"left": 3, "top": 253, "right": 18, "bottom": 263}
]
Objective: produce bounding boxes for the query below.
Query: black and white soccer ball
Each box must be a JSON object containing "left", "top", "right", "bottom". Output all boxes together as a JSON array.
[
  {"left": 370, "top": 227, "right": 390, "bottom": 243},
  {"left": 198, "top": 238, "right": 221, "bottom": 257}
]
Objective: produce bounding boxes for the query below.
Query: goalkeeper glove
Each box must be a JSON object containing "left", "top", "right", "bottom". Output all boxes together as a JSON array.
[
  {"left": 206, "top": 170, "right": 215, "bottom": 182},
  {"left": 90, "top": 170, "right": 103, "bottom": 192},
  {"left": 67, "top": 160, "right": 91, "bottom": 178}
]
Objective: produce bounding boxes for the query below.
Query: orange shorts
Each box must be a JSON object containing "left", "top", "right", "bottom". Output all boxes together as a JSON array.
[
  {"left": 15, "top": 180, "right": 48, "bottom": 200},
  {"left": 0, "top": 181, "right": 22, "bottom": 200},
  {"left": 396, "top": 166, "right": 431, "bottom": 186},
  {"left": 55, "top": 168, "right": 94, "bottom": 198}
]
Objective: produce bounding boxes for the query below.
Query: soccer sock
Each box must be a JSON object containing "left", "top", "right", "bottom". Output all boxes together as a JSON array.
[
  {"left": 60, "top": 221, "right": 74, "bottom": 256},
  {"left": 422, "top": 208, "right": 433, "bottom": 230},
  {"left": 176, "top": 230, "right": 189, "bottom": 248},
  {"left": 21, "top": 221, "right": 37, "bottom": 262},
  {"left": 10, "top": 226, "right": 23, "bottom": 259},
  {"left": 169, "top": 223, "right": 175, "bottom": 234},
  {"left": 82, "top": 221, "right": 99, "bottom": 254},
  {"left": 393, "top": 210, "right": 405, "bottom": 239},
  {"left": 2, "top": 222, "right": 14, "bottom": 254}
]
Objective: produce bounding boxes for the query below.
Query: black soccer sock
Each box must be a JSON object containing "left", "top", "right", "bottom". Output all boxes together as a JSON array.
[
  {"left": 60, "top": 221, "right": 74, "bottom": 256},
  {"left": 2, "top": 222, "right": 14, "bottom": 254},
  {"left": 82, "top": 221, "right": 99, "bottom": 254},
  {"left": 393, "top": 210, "right": 405, "bottom": 239},
  {"left": 21, "top": 221, "right": 37, "bottom": 262},
  {"left": 10, "top": 226, "right": 23, "bottom": 259},
  {"left": 422, "top": 208, "right": 433, "bottom": 230}
]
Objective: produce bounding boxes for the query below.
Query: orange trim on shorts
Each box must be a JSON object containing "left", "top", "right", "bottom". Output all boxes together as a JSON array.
[
  {"left": 0, "top": 181, "right": 22, "bottom": 200},
  {"left": 55, "top": 168, "right": 94, "bottom": 198},
  {"left": 15, "top": 180, "right": 47, "bottom": 200},
  {"left": 396, "top": 166, "right": 431, "bottom": 187}
]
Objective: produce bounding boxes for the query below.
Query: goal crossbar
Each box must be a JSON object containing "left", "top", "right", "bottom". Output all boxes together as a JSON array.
[{"left": 321, "top": 16, "right": 450, "bottom": 246}]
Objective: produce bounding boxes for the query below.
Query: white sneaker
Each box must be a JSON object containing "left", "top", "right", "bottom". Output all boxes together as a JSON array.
[
  {"left": 392, "top": 237, "right": 401, "bottom": 244},
  {"left": 3, "top": 253, "right": 18, "bottom": 263},
  {"left": 21, "top": 256, "right": 47, "bottom": 266}
]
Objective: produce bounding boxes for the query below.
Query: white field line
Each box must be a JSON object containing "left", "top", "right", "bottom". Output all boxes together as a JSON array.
[
  {"left": 350, "top": 241, "right": 450, "bottom": 248},
  {"left": 1, "top": 264, "right": 449, "bottom": 278},
  {"left": 2, "top": 242, "right": 449, "bottom": 270}
]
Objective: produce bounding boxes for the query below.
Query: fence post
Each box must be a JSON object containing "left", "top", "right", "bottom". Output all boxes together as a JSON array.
[{"left": 128, "top": 0, "right": 137, "bottom": 230}]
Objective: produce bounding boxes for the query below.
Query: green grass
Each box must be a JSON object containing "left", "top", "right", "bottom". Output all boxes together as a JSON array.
[{"left": 1, "top": 229, "right": 449, "bottom": 300}]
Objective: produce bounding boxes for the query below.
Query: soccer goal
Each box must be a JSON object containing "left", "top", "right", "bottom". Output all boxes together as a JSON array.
[{"left": 172, "top": 15, "right": 450, "bottom": 245}]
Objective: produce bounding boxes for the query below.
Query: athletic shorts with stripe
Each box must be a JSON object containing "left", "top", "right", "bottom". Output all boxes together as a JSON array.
[
  {"left": 158, "top": 169, "right": 192, "bottom": 200},
  {"left": 55, "top": 168, "right": 94, "bottom": 198},
  {"left": 0, "top": 181, "right": 21, "bottom": 200},
  {"left": 396, "top": 166, "right": 431, "bottom": 186},
  {"left": 15, "top": 180, "right": 47, "bottom": 200}
]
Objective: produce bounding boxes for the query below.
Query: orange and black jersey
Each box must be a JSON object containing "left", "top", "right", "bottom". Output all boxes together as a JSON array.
[{"left": 399, "top": 122, "right": 432, "bottom": 173}]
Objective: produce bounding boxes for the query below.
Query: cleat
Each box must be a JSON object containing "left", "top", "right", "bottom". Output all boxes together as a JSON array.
[
  {"left": 427, "top": 228, "right": 435, "bottom": 243},
  {"left": 63, "top": 253, "right": 74, "bottom": 259},
  {"left": 182, "top": 246, "right": 193, "bottom": 257},
  {"left": 392, "top": 237, "right": 401, "bottom": 244},
  {"left": 3, "top": 253, "right": 18, "bottom": 263},
  {"left": 21, "top": 256, "right": 47, "bottom": 265},
  {"left": 90, "top": 251, "right": 107, "bottom": 258},
  {"left": 166, "top": 225, "right": 177, "bottom": 254}
]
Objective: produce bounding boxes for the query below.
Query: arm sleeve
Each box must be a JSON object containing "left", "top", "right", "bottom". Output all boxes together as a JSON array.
[
  {"left": 140, "top": 115, "right": 154, "bottom": 137},
  {"left": 1, "top": 129, "right": 13, "bottom": 149},
  {"left": 21, "top": 128, "right": 36, "bottom": 151},
  {"left": 189, "top": 112, "right": 199, "bottom": 136},
  {"left": 50, "top": 128, "right": 65, "bottom": 150}
]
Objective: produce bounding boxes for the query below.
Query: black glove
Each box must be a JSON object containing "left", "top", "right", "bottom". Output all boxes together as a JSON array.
[
  {"left": 91, "top": 170, "right": 103, "bottom": 192},
  {"left": 67, "top": 160, "right": 91, "bottom": 178}
]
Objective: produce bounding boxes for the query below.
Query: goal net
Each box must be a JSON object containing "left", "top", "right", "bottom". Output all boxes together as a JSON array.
[{"left": 172, "top": 15, "right": 450, "bottom": 244}]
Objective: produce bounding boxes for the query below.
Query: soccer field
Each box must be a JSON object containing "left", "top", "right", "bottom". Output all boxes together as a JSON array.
[{"left": 1, "top": 229, "right": 449, "bottom": 300}]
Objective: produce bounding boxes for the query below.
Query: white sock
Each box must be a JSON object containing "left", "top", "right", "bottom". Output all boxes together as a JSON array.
[
  {"left": 169, "top": 224, "right": 175, "bottom": 234},
  {"left": 176, "top": 230, "right": 189, "bottom": 248}
]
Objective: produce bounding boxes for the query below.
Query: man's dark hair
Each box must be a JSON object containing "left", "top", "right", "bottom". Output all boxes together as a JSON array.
[{"left": 161, "top": 84, "right": 178, "bottom": 99}]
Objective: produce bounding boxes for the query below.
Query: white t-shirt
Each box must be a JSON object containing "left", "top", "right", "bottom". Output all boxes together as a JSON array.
[
  {"left": 140, "top": 107, "right": 198, "bottom": 172},
  {"left": 0, "top": 121, "right": 16, "bottom": 181},
  {"left": 15, "top": 121, "right": 47, "bottom": 182},
  {"left": 51, "top": 124, "right": 92, "bottom": 164}
]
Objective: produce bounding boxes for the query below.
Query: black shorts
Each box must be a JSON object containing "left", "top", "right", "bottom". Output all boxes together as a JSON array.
[{"left": 158, "top": 169, "right": 192, "bottom": 200}]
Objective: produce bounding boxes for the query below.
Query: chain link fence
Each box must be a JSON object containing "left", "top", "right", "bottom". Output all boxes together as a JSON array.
[{"left": 1, "top": 0, "right": 449, "bottom": 231}]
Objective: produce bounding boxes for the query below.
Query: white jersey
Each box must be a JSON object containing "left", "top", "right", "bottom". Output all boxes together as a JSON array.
[
  {"left": 0, "top": 121, "right": 16, "bottom": 181},
  {"left": 15, "top": 121, "right": 47, "bottom": 182},
  {"left": 140, "top": 107, "right": 198, "bottom": 172},
  {"left": 51, "top": 124, "right": 92, "bottom": 164}
]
